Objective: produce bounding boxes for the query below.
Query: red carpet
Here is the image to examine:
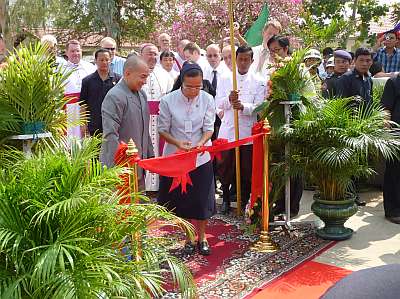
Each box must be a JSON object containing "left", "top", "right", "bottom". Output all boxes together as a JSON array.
[
  {"left": 246, "top": 261, "right": 352, "bottom": 299},
  {"left": 157, "top": 217, "right": 252, "bottom": 286},
  {"left": 157, "top": 215, "right": 335, "bottom": 298}
]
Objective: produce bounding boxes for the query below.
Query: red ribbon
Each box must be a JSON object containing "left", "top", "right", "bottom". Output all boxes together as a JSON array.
[
  {"left": 114, "top": 142, "right": 141, "bottom": 204},
  {"left": 139, "top": 150, "right": 198, "bottom": 193},
  {"left": 249, "top": 122, "right": 267, "bottom": 209},
  {"left": 210, "top": 139, "right": 229, "bottom": 161},
  {"left": 169, "top": 173, "right": 193, "bottom": 193},
  {"left": 114, "top": 122, "right": 270, "bottom": 202}
]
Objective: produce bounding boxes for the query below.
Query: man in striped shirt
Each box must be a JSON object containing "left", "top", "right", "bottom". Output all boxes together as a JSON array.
[{"left": 374, "top": 32, "right": 400, "bottom": 74}]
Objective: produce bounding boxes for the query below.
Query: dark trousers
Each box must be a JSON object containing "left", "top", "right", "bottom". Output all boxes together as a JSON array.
[
  {"left": 274, "top": 176, "right": 304, "bottom": 215},
  {"left": 383, "top": 159, "right": 400, "bottom": 217},
  {"left": 218, "top": 145, "right": 252, "bottom": 208}
]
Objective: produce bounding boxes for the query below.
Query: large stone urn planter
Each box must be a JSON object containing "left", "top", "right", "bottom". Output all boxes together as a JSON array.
[{"left": 311, "top": 194, "right": 358, "bottom": 241}]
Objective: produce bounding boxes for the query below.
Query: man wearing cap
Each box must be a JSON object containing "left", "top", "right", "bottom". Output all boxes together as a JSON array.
[
  {"left": 374, "top": 31, "right": 400, "bottom": 74},
  {"left": 325, "top": 57, "right": 334, "bottom": 76},
  {"left": 304, "top": 49, "right": 322, "bottom": 78},
  {"left": 322, "top": 49, "right": 352, "bottom": 98},
  {"left": 318, "top": 47, "right": 334, "bottom": 80}
]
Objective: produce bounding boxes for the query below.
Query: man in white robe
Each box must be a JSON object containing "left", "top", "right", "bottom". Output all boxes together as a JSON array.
[
  {"left": 140, "top": 43, "right": 174, "bottom": 192},
  {"left": 216, "top": 45, "right": 266, "bottom": 213},
  {"left": 62, "top": 40, "right": 96, "bottom": 139}
]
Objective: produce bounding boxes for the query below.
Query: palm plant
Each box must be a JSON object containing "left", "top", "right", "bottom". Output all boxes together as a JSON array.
[
  {"left": 255, "top": 49, "right": 316, "bottom": 133},
  {"left": 0, "top": 137, "right": 195, "bottom": 298},
  {"left": 281, "top": 97, "right": 400, "bottom": 239},
  {"left": 0, "top": 43, "right": 77, "bottom": 143},
  {"left": 283, "top": 98, "right": 400, "bottom": 201}
]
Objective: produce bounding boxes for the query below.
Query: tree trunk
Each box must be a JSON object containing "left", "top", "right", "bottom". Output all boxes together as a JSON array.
[
  {"left": 341, "top": 0, "right": 358, "bottom": 49},
  {"left": 0, "top": 0, "right": 13, "bottom": 51}
]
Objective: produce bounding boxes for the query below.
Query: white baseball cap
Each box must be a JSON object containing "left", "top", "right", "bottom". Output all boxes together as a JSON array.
[
  {"left": 304, "top": 49, "right": 322, "bottom": 61},
  {"left": 326, "top": 57, "right": 334, "bottom": 67}
]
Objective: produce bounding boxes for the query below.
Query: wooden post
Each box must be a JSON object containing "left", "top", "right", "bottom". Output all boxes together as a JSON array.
[
  {"left": 126, "top": 139, "right": 142, "bottom": 260},
  {"left": 228, "top": 0, "right": 242, "bottom": 215},
  {"left": 251, "top": 120, "right": 278, "bottom": 252}
]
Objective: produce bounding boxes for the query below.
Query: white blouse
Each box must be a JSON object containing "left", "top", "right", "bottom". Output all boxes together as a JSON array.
[{"left": 158, "top": 89, "right": 216, "bottom": 167}]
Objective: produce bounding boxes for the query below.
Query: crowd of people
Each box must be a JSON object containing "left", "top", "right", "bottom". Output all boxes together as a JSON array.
[{"left": 2, "top": 18, "right": 400, "bottom": 255}]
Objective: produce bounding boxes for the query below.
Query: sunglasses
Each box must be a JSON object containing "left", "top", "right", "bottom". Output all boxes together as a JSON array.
[{"left": 104, "top": 47, "right": 116, "bottom": 51}]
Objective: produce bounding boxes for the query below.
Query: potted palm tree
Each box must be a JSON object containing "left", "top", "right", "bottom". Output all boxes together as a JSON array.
[
  {"left": 283, "top": 98, "right": 400, "bottom": 240},
  {"left": 0, "top": 43, "right": 74, "bottom": 144},
  {"left": 0, "top": 137, "right": 196, "bottom": 298}
]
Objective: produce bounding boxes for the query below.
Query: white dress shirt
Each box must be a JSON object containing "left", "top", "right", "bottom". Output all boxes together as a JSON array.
[
  {"left": 216, "top": 70, "right": 266, "bottom": 141},
  {"left": 174, "top": 53, "right": 186, "bottom": 72},
  {"left": 250, "top": 44, "right": 271, "bottom": 80},
  {"left": 196, "top": 56, "right": 210, "bottom": 73},
  {"left": 62, "top": 60, "right": 96, "bottom": 94},
  {"left": 167, "top": 69, "right": 179, "bottom": 81},
  {"left": 203, "top": 62, "right": 231, "bottom": 85}
]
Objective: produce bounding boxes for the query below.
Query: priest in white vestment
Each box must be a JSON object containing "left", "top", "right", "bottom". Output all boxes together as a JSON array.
[
  {"left": 140, "top": 43, "right": 174, "bottom": 191},
  {"left": 62, "top": 40, "right": 96, "bottom": 139}
]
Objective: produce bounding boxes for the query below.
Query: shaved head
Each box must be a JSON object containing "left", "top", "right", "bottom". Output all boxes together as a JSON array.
[
  {"left": 123, "top": 55, "right": 147, "bottom": 73},
  {"left": 123, "top": 56, "right": 149, "bottom": 91}
]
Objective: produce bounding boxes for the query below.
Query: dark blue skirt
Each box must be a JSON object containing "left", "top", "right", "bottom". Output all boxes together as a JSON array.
[{"left": 157, "top": 161, "right": 216, "bottom": 220}]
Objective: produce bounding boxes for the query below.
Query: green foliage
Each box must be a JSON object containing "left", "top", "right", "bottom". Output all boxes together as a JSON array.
[
  {"left": 295, "top": 13, "right": 350, "bottom": 48},
  {"left": 0, "top": 137, "right": 196, "bottom": 298},
  {"left": 2, "top": 0, "right": 174, "bottom": 47},
  {"left": 283, "top": 98, "right": 400, "bottom": 201},
  {"left": 391, "top": 3, "right": 400, "bottom": 26},
  {"left": 255, "top": 49, "right": 316, "bottom": 133},
  {"left": 303, "top": 0, "right": 389, "bottom": 47},
  {"left": 0, "top": 43, "right": 72, "bottom": 141},
  {"left": 50, "top": 0, "right": 174, "bottom": 46}
]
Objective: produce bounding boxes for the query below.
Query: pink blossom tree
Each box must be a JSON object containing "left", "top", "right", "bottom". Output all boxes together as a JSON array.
[{"left": 158, "top": 0, "right": 302, "bottom": 48}]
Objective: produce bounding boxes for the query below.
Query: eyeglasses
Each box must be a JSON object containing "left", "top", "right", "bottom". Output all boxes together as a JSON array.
[
  {"left": 182, "top": 83, "right": 203, "bottom": 91},
  {"left": 207, "top": 54, "right": 220, "bottom": 58},
  {"left": 384, "top": 35, "right": 396, "bottom": 41},
  {"left": 270, "top": 47, "right": 283, "bottom": 53},
  {"left": 104, "top": 47, "right": 116, "bottom": 51}
]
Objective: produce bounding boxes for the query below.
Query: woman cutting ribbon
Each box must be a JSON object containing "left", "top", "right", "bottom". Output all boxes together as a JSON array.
[{"left": 157, "top": 62, "right": 216, "bottom": 256}]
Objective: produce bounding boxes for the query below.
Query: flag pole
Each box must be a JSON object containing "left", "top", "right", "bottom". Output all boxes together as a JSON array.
[{"left": 228, "top": 0, "right": 242, "bottom": 216}]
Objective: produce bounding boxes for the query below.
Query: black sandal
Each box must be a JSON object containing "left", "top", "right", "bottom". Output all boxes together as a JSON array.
[
  {"left": 183, "top": 241, "right": 196, "bottom": 255},
  {"left": 198, "top": 240, "right": 211, "bottom": 256}
]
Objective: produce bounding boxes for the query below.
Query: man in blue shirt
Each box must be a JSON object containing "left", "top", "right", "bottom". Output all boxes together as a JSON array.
[
  {"left": 374, "top": 32, "right": 400, "bottom": 74},
  {"left": 99, "top": 37, "right": 126, "bottom": 76}
]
